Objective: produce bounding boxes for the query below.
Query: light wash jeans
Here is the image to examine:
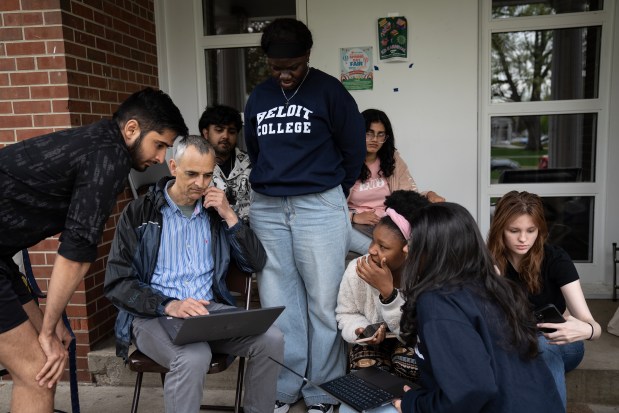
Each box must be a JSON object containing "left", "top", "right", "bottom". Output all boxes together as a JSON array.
[
  {"left": 132, "top": 302, "right": 284, "bottom": 413},
  {"left": 349, "top": 227, "right": 372, "bottom": 255},
  {"left": 537, "top": 334, "right": 584, "bottom": 408},
  {"left": 250, "top": 186, "right": 350, "bottom": 406}
]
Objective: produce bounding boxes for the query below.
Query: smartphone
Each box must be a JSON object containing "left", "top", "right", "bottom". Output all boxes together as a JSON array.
[
  {"left": 534, "top": 304, "right": 566, "bottom": 333},
  {"left": 355, "top": 322, "right": 386, "bottom": 342}
]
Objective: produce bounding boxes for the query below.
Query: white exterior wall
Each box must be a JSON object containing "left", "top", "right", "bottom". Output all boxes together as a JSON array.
[
  {"left": 155, "top": 0, "right": 619, "bottom": 296},
  {"left": 307, "top": 0, "right": 479, "bottom": 213}
]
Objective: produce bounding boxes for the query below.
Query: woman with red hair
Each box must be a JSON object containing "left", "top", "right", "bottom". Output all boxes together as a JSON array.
[{"left": 487, "top": 190, "right": 601, "bottom": 408}]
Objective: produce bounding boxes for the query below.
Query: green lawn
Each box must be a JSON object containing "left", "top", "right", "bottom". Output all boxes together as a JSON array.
[{"left": 490, "top": 145, "right": 548, "bottom": 181}]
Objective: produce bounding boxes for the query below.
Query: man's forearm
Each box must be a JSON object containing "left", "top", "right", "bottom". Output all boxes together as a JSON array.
[{"left": 40, "top": 255, "right": 90, "bottom": 337}]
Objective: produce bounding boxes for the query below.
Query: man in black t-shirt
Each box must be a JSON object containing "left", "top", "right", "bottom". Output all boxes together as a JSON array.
[{"left": 0, "top": 88, "right": 187, "bottom": 412}]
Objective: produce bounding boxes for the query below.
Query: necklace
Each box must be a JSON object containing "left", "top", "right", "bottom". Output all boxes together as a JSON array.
[{"left": 281, "top": 67, "right": 311, "bottom": 108}]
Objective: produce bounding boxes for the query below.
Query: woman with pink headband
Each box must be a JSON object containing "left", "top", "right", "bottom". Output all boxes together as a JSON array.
[{"left": 336, "top": 190, "right": 429, "bottom": 386}]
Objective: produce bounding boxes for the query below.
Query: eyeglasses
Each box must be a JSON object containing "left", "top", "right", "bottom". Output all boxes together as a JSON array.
[{"left": 365, "top": 131, "right": 388, "bottom": 143}]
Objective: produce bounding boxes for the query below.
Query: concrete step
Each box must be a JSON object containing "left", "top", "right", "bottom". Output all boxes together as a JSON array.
[
  {"left": 566, "top": 300, "right": 619, "bottom": 406},
  {"left": 88, "top": 300, "right": 619, "bottom": 404}
]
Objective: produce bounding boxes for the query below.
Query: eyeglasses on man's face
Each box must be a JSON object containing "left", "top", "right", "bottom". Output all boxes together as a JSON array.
[{"left": 365, "top": 131, "right": 388, "bottom": 143}]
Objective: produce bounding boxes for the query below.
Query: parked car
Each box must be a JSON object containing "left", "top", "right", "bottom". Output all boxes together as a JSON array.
[{"left": 491, "top": 158, "right": 521, "bottom": 170}]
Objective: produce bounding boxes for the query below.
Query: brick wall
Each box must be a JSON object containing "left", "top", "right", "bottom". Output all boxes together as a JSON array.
[{"left": 0, "top": 0, "right": 158, "bottom": 382}]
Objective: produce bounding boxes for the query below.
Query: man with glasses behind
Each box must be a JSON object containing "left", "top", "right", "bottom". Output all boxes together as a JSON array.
[{"left": 199, "top": 105, "right": 252, "bottom": 224}]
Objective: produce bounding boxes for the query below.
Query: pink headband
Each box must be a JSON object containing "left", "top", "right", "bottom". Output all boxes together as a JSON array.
[{"left": 385, "top": 208, "right": 411, "bottom": 240}]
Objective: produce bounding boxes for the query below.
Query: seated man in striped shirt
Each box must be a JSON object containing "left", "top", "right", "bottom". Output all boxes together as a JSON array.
[{"left": 104, "top": 134, "right": 283, "bottom": 413}]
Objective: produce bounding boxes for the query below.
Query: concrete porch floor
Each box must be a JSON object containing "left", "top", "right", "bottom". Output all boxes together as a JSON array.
[{"left": 0, "top": 299, "right": 617, "bottom": 412}]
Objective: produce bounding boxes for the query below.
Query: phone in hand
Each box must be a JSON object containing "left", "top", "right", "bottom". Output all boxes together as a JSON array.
[
  {"left": 534, "top": 304, "right": 566, "bottom": 333},
  {"left": 355, "top": 322, "right": 386, "bottom": 342}
]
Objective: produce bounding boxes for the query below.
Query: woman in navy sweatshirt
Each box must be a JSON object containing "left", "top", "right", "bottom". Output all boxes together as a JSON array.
[
  {"left": 244, "top": 18, "right": 366, "bottom": 413},
  {"left": 395, "top": 202, "right": 563, "bottom": 413}
]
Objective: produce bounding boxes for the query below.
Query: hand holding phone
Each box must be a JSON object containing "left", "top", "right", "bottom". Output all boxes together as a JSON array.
[
  {"left": 534, "top": 304, "right": 566, "bottom": 333},
  {"left": 355, "top": 322, "right": 387, "bottom": 343}
]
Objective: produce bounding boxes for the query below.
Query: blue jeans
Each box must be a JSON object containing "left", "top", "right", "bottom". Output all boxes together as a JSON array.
[
  {"left": 349, "top": 227, "right": 372, "bottom": 255},
  {"left": 537, "top": 335, "right": 584, "bottom": 408},
  {"left": 250, "top": 187, "right": 350, "bottom": 406}
]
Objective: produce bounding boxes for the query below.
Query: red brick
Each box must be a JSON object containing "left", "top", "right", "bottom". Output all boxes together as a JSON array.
[
  {"left": 49, "top": 70, "right": 67, "bottom": 84},
  {"left": 52, "top": 99, "right": 69, "bottom": 112},
  {"left": 0, "top": 86, "right": 30, "bottom": 100},
  {"left": 36, "top": 55, "right": 65, "bottom": 70},
  {"left": 0, "top": 0, "right": 20, "bottom": 11},
  {"left": 15, "top": 128, "right": 53, "bottom": 140},
  {"left": 33, "top": 113, "right": 72, "bottom": 127},
  {"left": 5, "top": 41, "right": 46, "bottom": 56},
  {"left": 91, "top": 101, "right": 111, "bottom": 115},
  {"left": 63, "top": 13, "right": 85, "bottom": 31},
  {"left": 16, "top": 57, "right": 35, "bottom": 70},
  {"left": 21, "top": 0, "right": 59, "bottom": 11},
  {"left": 0, "top": 74, "right": 8, "bottom": 87},
  {"left": 43, "top": 10, "right": 62, "bottom": 25},
  {"left": 3, "top": 11, "right": 44, "bottom": 26},
  {"left": 13, "top": 100, "right": 51, "bottom": 114},
  {"left": 0, "top": 27, "right": 23, "bottom": 40},
  {"left": 64, "top": 42, "right": 87, "bottom": 59},
  {"left": 10, "top": 71, "right": 49, "bottom": 86},
  {"left": 75, "top": 32, "right": 96, "bottom": 49},
  {"left": 0, "top": 58, "right": 16, "bottom": 71},
  {"left": 71, "top": 2, "right": 93, "bottom": 20},
  {"left": 28, "top": 238, "right": 60, "bottom": 251},
  {"left": 0, "top": 102, "right": 13, "bottom": 114},
  {"left": 67, "top": 99, "right": 90, "bottom": 113},
  {"left": 24, "top": 25, "right": 63, "bottom": 40},
  {"left": 31, "top": 85, "right": 69, "bottom": 99},
  {"left": 0, "top": 115, "right": 32, "bottom": 128},
  {"left": 45, "top": 40, "right": 65, "bottom": 55},
  {"left": 86, "top": 48, "right": 106, "bottom": 63},
  {"left": 65, "top": 305, "right": 87, "bottom": 317},
  {"left": 27, "top": 252, "right": 47, "bottom": 265},
  {"left": 0, "top": 130, "right": 16, "bottom": 141},
  {"left": 77, "top": 87, "right": 99, "bottom": 101}
]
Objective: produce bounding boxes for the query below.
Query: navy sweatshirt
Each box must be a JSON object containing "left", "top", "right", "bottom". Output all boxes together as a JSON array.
[
  {"left": 244, "top": 68, "right": 366, "bottom": 197},
  {"left": 401, "top": 287, "right": 563, "bottom": 413}
]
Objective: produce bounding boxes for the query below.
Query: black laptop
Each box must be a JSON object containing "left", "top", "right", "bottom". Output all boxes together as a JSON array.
[
  {"left": 159, "top": 306, "right": 284, "bottom": 345},
  {"left": 270, "top": 357, "right": 420, "bottom": 412}
]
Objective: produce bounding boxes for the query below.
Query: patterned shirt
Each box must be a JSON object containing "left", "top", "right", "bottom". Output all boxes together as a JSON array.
[
  {"left": 0, "top": 120, "right": 132, "bottom": 262},
  {"left": 150, "top": 181, "right": 215, "bottom": 300}
]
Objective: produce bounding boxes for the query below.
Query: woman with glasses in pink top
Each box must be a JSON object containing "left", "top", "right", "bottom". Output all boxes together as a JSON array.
[{"left": 347, "top": 109, "right": 443, "bottom": 254}]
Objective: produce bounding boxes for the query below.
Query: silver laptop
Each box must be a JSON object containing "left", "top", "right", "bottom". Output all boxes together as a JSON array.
[
  {"left": 269, "top": 357, "right": 419, "bottom": 412},
  {"left": 159, "top": 306, "right": 284, "bottom": 345}
]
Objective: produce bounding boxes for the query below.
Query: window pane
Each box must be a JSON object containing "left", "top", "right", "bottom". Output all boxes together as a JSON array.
[
  {"left": 490, "top": 196, "right": 594, "bottom": 262},
  {"left": 202, "top": 0, "right": 295, "bottom": 35},
  {"left": 490, "top": 113, "right": 597, "bottom": 184},
  {"left": 492, "top": 0, "right": 603, "bottom": 18},
  {"left": 491, "top": 26, "right": 601, "bottom": 102}
]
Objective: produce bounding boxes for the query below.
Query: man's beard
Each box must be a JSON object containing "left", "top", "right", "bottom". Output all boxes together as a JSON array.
[{"left": 129, "top": 131, "right": 147, "bottom": 171}]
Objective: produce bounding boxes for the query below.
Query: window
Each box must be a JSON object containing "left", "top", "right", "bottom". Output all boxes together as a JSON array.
[
  {"left": 196, "top": 0, "right": 301, "bottom": 147},
  {"left": 480, "top": 0, "right": 611, "bottom": 267}
]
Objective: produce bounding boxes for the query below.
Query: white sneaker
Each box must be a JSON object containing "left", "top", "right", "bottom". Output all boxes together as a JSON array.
[
  {"left": 307, "top": 403, "right": 334, "bottom": 413},
  {"left": 275, "top": 400, "right": 290, "bottom": 413}
]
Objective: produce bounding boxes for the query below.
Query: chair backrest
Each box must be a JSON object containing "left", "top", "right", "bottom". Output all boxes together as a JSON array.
[
  {"left": 225, "top": 261, "right": 252, "bottom": 310},
  {"left": 128, "top": 162, "right": 171, "bottom": 199}
]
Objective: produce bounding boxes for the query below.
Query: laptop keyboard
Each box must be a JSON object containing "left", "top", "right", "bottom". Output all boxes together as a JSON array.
[{"left": 321, "top": 373, "right": 394, "bottom": 411}]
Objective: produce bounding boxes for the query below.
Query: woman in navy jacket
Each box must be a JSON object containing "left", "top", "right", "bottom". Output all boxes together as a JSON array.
[{"left": 395, "top": 203, "right": 563, "bottom": 413}]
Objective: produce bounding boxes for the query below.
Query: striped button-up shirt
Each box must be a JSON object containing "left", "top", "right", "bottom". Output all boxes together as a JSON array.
[{"left": 150, "top": 181, "right": 214, "bottom": 300}]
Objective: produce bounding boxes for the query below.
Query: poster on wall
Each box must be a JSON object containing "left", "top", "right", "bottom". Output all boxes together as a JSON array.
[
  {"left": 340, "top": 47, "right": 373, "bottom": 90},
  {"left": 377, "top": 16, "right": 408, "bottom": 61}
]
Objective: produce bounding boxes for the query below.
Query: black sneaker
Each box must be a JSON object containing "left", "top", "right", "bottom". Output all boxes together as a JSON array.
[{"left": 307, "top": 403, "right": 334, "bottom": 413}]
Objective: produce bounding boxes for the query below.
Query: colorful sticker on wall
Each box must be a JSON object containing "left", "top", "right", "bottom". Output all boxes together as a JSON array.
[
  {"left": 340, "top": 46, "right": 373, "bottom": 91},
  {"left": 377, "top": 16, "right": 407, "bottom": 61}
]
